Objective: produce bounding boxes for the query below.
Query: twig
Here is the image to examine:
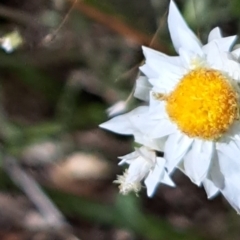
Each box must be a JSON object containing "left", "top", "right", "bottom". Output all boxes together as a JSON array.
[{"left": 2, "top": 155, "right": 67, "bottom": 229}]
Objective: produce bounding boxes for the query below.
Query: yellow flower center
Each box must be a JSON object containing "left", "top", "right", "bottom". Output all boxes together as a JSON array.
[{"left": 165, "top": 68, "right": 239, "bottom": 140}]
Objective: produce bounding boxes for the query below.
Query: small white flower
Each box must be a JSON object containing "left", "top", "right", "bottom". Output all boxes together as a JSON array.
[{"left": 114, "top": 146, "right": 175, "bottom": 196}]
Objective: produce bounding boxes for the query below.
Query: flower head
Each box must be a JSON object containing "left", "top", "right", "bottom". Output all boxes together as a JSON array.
[{"left": 100, "top": 0, "right": 240, "bottom": 213}]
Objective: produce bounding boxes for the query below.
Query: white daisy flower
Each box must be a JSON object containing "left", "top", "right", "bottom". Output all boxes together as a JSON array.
[
  {"left": 100, "top": 0, "right": 240, "bottom": 213},
  {"left": 114, "top": 146, "right": 175, "bottom": 196},
  {"left": 137, "top": 1, "right": 240, "bottom": 212}
]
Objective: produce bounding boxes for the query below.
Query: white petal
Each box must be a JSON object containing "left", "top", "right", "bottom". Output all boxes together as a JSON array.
[
  {"left": 142, "top": 46, "right": 181, "bottom": 66},
  {"left": 99, "top": 114, "right": 133, "bottom": 135},
  {"left": 212, "top": 36, "right": 237, "bottom": 52},
  {"left": 208, "top": 27, "right": 222, "bottom": 42},
  {"left": 144, "top": 157, "right": 165, "bottom": 197},
  {"left": 221, "top": 177, "right": 240, "bottom": 213},
  {"left": 127, "top": 156, "right": 150, "bottom": 183},
  {"left": 168, "top": 0, "right": 202, "bottom": 54},
  {"left": 179, "top": 48, "right": 195, "bottom": 69},
  {"left": 203, "top": 178, "right": 219, "bottom": 199},
  {"left": 149, "top": 119, "right": 177, "bottom": 139},
  {"left": 184, "top": 140, "right": 213, "bottom": 185},
  {"left": 202, "top": 41, "right": 225, "bottom": 68},
  {"left": 232, "top": 48, "right": 240, "bottom": 59},
  {"left": 149, "top": 74, "right": 180, "bottom": 93},
  {"left": 161, "top": 171, "right": 175, "bottom": 187},
  {"left": 130, "top": 99, "right": 177, "bottom": 138},
  {"left": 134, "top": 76, "right": 152, "bottom": 101},
  {"left": 217, "top": 139, "right": 240, "bottom": 163},
  {"left": 118, "top": 151, "right": 139, "bottom": 164},
  {"left": 217, "top": 150, "right": 240, "bottom": 179},
  {"left": 165, "top": 132, "right": 193, "bottom": 172},
  {"left": 223, "top": 59, "right": 240, "bottom": 81},
  {"left": 225, "top": 121, "right": 240, "bottom": 140},
  {"left": 208, "top": 152, "right": 224, "bottom": 189},
  {"left": 137, "top": 146, "right": 155, "bottom": 163},
  {"left": 134, "top": 134, "right": 166, "bottom": 152},
  {"left": 100, "top": 106, "right": 148, "bottom": 135},
  {"left": 149, "top": 94, "right": 167, "bottom": 119},
  {"left": 145, "top": 57, "right": 183, "bottom": 79},
  {"left": 139, "top": 64, "right": 158, "bottom": 78},
  {"left": 106, "top": 101, "right": 127, "bottom": 117},
  {"left": 128, "top": 106, "right": 167, "bottom": 137}
]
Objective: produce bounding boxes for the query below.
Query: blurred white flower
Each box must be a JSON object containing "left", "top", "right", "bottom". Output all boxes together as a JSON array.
[
  {"left": 0, "top": 31, "right": 23, "bottom": 53},
  {"left": 114, "top": 146, "right": 174, "bottom": 196}
]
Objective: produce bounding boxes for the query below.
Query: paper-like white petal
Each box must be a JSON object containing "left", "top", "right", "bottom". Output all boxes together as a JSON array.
[
  {"left": 231, "top": 48, "right": 240, "bottom": 59},
  {"left": 217, "top": 139, "right": 240, "bottom": 163},
  {"left": 127, "top": 157, "right": 150, "bottom": 183},
  {"left": 162, "top": 171, "right": 175, "bottom": 187},
  {"left": 149, "top": 119, "right": 177, "bottom": 139},
  {"left": 208, "top": 152, "right": 224, "bottom": 189},
  {"left": 129, "top": 100, "right": 177, "bottom": 139},
  {"left": 139, "top": 64, "right": 158, "bottom": 78},
  {"left": 165, "top": 132, "right": 193, "bottom": 172},
  {"left": 118, "top": 151, "right": 139, "bottom": 164},
  {"left": 100, "top": 106, "right": 148, "bottom": 135},
  {"left": 178, "top": 48, "right": 196, "bottom": 69},
  {"left": 208, "top": 27, "right": 222, "bottom": 42},
  {"left": 144, "top": 157, "right": 165, "bottom": 197},
  {"left": 217, "top": 151, "right": 240, "bottom": 183},
  {"left": 223, "top": 59, "right": 240, "bottom": 81},
  {"left": 137, "top": 146, "right": 155, "bottom": 162},
  {"left": 99, "top": 114, "right": 133, "bottom": 135},
  {"left": 149, "top": 74, "right": 180, "bottom": 93},
  {"left": 202, "top": 41, "right": 225, "bottom": 68},
  {"left": 134, "top": 76, "right": 152, "bottom": 101},
  {"left": 203, "top": 178, "right": 219, "bottom": 199},
  {"left": 134, "top": 134, "right": 166, "bottom": 152},
  {"left": 106, "top": 101, "right": 127, "bottom": 117},
  {"left": 221, "top": 176, "right": 240, "bottom": 214},
  {"left": 168, "top": 0, "right": 202, "bottom": 54},
  {"left": 184, "top": 140, "right": 213, "bottom": 185},
  {"left": 145, "top": 57, "right": 183, "bottom": 80},
  {"left": 148, "top": 94, "right": 167, "bottom": 119},
  {"left": 225, "top": 121, "right": 240, "bottom": 140},
  {"left": 212, "top": 36, "right": 237, "bottom": 52},
  {"left": 142, "top": 46, "right": 181, "bottom": 66}
]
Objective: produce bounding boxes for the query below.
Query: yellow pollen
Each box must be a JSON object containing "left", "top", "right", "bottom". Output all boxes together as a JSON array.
[{"left": 165, "top": 68, "right": 239, "bottom": 140}]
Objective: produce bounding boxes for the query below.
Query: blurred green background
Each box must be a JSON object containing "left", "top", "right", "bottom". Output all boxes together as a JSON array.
[{"left": 0, "top": 0, "right": 239, "bottom": 239}]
